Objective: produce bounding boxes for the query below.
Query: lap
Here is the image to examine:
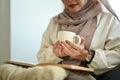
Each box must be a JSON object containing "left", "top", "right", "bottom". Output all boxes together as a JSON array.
[
  {"left": 0, "top": 64, "right": 67, "bottom": 80},
  {"left": 98, "top": 64, "right": 120, "bottom": 80},
  {"left": 65, "top": 70, "right": 96, "bottom": 80},
  {"left": 0, "top": 64, "right": 98, "bottom": 80}
]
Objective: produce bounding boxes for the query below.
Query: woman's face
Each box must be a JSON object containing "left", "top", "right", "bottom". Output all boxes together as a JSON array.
[{"left": 62, "top": 0, "right": 86, "bottom": 13}]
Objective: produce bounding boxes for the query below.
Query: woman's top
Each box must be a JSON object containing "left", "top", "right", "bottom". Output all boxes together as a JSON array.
[{"left": 37, "top": 12, "right": 120, "bottom": 75}]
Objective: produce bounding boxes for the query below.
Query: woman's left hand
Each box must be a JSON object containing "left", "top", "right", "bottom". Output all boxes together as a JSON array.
[{"left": 61, "top": 37, "right": 89, "bottom": 61}]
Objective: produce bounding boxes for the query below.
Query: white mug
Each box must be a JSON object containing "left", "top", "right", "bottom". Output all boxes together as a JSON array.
[{"left": 57, "top": 31, "right": 81, "bottom": 44}]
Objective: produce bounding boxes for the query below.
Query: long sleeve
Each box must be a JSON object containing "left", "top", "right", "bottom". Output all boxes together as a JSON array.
[
  {"left": 88, "top": 13, "right": 120, "bottom": 75},
  {"left": 37, "top": 19, "right": 62, "bottom": 63}
]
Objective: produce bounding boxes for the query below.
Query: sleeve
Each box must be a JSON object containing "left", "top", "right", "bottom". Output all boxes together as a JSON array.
[
  {"left": 37, "top": 19, "right": 62, "bottom": 63},
  {"left": 88, "top": 15, "right": 120, "bottom": 75}
]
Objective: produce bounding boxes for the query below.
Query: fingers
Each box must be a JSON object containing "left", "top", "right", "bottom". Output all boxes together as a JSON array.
[
  {"left": 53, "top": 41, "right": 67, "bottom": 57},
  {"left": 61, "top": 41, "right": 79, "bottom": 56},
  {"left": 80, "top": 36, "right": 85, "bottom": 45},
  {"left": 61, "top": 41, "right": 89, "bottom": 61},
  {"left": 65, "top": 40, "right": 84, "bottom": 53},
  {"left": 53, "top": 39, "right": 88, "bottom": 61},
  {"left": 74, "top": 50, "right": 89, "bottom": 61},
  {"left": 65, "top": 40, "right": 79, "bottom": 50},
  {"left": 61, "top": 42, "right": 75, "bottom": 57},
  {"left": 53, "top": 41, "right": 60, "bottom": 54}
]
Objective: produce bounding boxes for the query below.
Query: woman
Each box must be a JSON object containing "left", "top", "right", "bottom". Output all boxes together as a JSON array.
[{"left": 37, "top": 0, "right": 120, "bottom": 80}]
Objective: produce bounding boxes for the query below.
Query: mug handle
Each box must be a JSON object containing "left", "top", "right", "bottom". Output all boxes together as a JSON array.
[{"left": 73, "top": 35, "right": 81, "bottom": 44}]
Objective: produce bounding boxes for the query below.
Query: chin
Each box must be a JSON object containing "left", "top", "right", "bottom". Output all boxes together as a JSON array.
[
  {"left": 69, "top": 10, "right": 80, "bottom": 13},
  {"left": 69, "top": 8, "right": 81, "bottom": 13}
]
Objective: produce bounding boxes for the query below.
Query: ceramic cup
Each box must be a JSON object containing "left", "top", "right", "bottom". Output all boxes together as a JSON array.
[{"left": 57, "top": 31, "right": 81, "bottom": 44}]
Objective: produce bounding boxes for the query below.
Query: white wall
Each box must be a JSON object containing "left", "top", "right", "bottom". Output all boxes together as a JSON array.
[
  {"left": 11, "top": 0, "right": 63, "bottom": 63},
  {"left": 109, "top": 0, "right": 120, "bottom": 19}
]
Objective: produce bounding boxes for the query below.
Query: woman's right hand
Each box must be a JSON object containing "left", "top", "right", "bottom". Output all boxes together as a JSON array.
[{"left": 53, "top": 41, "right": 67, "bottom": 57}]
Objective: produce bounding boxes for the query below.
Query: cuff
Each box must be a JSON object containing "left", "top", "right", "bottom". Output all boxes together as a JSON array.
[{"left": 86, "top": 50, "right": 95, "bottom": 64}]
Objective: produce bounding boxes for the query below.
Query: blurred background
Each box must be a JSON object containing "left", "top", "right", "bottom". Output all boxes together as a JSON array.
[{"left": 0, "top": 0, "right": 119, "bottom": 64}]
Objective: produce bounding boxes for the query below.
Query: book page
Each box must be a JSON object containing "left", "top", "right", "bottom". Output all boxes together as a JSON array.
[
  {"left": 36, "top": 63, "right": 94, "bottom": 72},
  {"left": 5, "top": 61, "right": 94, "bottom": 72},
  {"left": 5, "top": 61, "right": 35, "bottom": 67}
]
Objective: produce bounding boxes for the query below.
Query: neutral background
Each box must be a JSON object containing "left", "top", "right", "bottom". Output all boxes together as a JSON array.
[
  {"left": 11, "top": 0, "right": 63, "bottom": 63},
  {"left": 0, "top": 0, "right": 120, "bottom": 64}
]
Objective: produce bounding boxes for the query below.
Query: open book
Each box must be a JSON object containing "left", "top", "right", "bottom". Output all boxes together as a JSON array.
[{"left": 5, "top": 61, "right": 94, "bottom": 73}]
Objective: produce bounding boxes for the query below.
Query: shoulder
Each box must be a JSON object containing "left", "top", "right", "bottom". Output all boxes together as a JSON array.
[
  {"left": 97, "top": 12, "right": 120, "bottom": 34},
  {"left": 48, "top": 16, "right": 60, "bottom": 26},
  {"left": 97, "top": 12, "right": 120, "bottom": 26},
  {"left": 46, "top": 17, "right": 58, "bottom": 29},
  {"left": 97, "top": 12, "right": 115, "bottom": 22},
  {"left": 44, "top": 17, "right": 58, "bottom": 34},
  {"left": 99, "top": 12, "right": 113, "bottom": 17}
]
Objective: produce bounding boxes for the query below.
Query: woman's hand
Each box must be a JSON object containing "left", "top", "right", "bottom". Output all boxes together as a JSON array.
[
  {"left": 61, "top": 37, "right": 89, "bottom": 61},
  {"left": 53, "top": 41, "right": 67, "bottom": 57}
]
